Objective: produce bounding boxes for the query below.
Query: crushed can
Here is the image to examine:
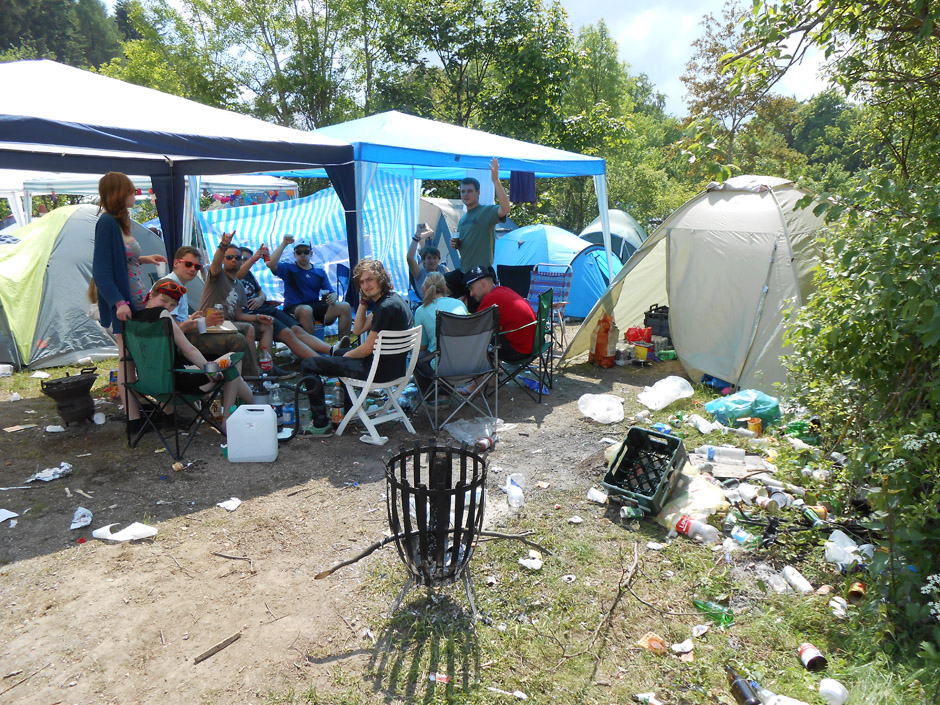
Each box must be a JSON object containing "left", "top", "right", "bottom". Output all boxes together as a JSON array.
[{"left": 108, "top": 369, "right": 119, "bottom": 401}]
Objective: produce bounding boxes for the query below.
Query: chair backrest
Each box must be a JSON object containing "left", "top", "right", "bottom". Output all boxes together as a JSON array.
[
  {"left": 335, "top": 263, "right": 350, "bottom": 299},
  {"left": 436, "top": 307, "right": 499, "bottom": 378},
  {"left": 123, "top": 318, "right": 175, "bottom": 397},
  {"left": 527, "top": 263, "right": 572, "bottom": 308},
  {"left": 362, "top": 326, "right": 423, "bottom": 386},
  {"left": 533, "top": 288, "right": 553, "bottom": 355},
  {"left": 495, "top": 264, "right": 532, "bottom": 298}
]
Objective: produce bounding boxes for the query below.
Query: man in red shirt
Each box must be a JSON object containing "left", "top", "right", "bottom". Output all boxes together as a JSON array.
[{"left": 465, "top": 266, "right": 535, "bottom": 362}]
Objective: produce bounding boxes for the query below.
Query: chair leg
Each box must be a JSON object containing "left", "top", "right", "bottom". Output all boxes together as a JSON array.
[{"left": 335, "top": 384, "right": 366, "bottom": 437}]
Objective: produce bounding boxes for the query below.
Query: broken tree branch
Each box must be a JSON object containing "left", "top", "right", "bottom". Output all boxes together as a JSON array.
[{"left": 193, "top": 632, "right": 241, "bottom": 664}]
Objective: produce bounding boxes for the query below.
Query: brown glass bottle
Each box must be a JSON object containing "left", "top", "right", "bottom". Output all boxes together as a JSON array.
[{"left": 725, "top": 665, "right": 760, "bottom": 705}]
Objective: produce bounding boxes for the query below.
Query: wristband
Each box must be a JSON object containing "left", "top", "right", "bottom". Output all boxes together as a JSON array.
[
  {"left": 359, "top": 297, "right": 369, "bottom": 308},
  {"left": 115, "top": 300, "right": 130, "bottom": 309},
  {"left": 412, "top": 235, "right": 421, "bottom": 242}
]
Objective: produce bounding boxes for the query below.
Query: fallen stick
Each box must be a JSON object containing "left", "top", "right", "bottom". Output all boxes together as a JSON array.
[
  {"left": 211, "top": 552, "right": 254, "bottom": 573},
  {"left": 478, "top": 530, "right": 555, "bottom": 556},
  {"left": 0, "top": 664, "right": 51, "bottom": 696},
  {"left": 315, "top": 535, "right": 398, "bottom": 579},
  {"left": 193, "top": 632, "right": 241, "bottom": 664}
]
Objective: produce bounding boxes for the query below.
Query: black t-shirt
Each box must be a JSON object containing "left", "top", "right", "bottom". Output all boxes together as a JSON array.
[{"left": 369, "top": 291, "right": 413, "bottom": 382}]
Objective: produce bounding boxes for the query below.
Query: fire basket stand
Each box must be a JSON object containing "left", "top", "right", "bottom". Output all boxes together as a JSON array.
[{"left": 384, "top": 440, "right": 487, "bottom": 618}]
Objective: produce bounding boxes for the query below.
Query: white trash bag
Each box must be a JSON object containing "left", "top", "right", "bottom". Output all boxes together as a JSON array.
[
  {"left": 637, "top": 376, "right": 694, "bottom": 411},
  {"left": 577, "top": 394, "right": 625, "bottom": 424}
]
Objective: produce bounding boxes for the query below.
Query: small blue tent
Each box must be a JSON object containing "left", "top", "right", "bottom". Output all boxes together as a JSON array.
[{"left": 493, "top": 224, "right": 622, "bottom": 318}]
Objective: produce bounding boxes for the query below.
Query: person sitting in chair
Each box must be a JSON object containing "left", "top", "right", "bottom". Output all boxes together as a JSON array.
[
  {"left": 465, "top": 265, "right": 534, "bottom": 363},
  {"left": 299, "top": 259, "right": 412, "bottom": 437},
  {"left": 133, "top": 279, "right": 254, "bottom": 430},
  {"left": 267, "top": 235, "right": 352, "bottom": 338},
  {"left": 412, "top": 272, "right": 467, "bottom": 401}
]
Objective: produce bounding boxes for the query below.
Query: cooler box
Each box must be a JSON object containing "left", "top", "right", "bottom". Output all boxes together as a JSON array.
[
  {"left": 643, "top": 304, "right": 671, "bottom": 344},
  {"left": 226, "top": 405, "right": 278, "bottom": 462},
  {"left": 603, "top": 427, "right": 686, "bottom": 513}
]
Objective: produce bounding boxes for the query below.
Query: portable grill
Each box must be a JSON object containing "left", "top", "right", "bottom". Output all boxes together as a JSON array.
[
  {"left": 40, "top": 367, "right": 98, "bottom": 424},
  {"left": 384, "top": 440, "right": 487, "bottom": 617}
]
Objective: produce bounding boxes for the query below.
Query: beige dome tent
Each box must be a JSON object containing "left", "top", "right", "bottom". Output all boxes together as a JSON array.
[{"left": 562, "top": 176, "right": 827, "bottom": 391}]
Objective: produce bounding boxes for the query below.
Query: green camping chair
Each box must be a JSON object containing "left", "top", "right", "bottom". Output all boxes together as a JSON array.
[
  {"left": 498, "top": 288, "right": 553, "bottom": 402},
  {"left": 122, "top": 318, "right": 243, "bottom": 460}
]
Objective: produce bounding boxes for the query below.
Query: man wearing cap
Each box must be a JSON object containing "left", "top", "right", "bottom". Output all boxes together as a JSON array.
[
  {"left": 444, "top": 157, "right": 511, "bottom": 306},
  {"left": 465, "top": 265, "right": 534, "bottom": 362},
  {"left": 267, "top": 235, "right": 352, "bottom": 337}
]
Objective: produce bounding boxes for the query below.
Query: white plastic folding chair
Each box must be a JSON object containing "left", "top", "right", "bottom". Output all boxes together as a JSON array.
[{"left": 335, "top": 326, "right": 423, "bottom": 446}]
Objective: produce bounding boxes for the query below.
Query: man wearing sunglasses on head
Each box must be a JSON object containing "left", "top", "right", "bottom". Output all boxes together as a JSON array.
[
  {"left": 267, "top": 235, "right": 352, "bottom": 338},
  {"left": 165, "top": 245, "right": 258, "bottom": 377}
]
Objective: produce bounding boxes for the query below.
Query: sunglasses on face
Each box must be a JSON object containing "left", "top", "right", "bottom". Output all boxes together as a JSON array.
[
  {"left": 177, "top": 260, "right": 203, "bottom": 271},
  {"left": 294, "top": 249, "right": 311, "bottom": 256},
  {"left": 224, "top": 254, "right": 243, "bottom": 260}
]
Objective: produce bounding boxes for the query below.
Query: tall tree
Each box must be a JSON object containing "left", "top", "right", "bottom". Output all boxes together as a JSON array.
[
  {"left": 562, "top": 21, "right": 630, "bottom": 117},
  {"left": 73, "top": 0, "right": 122, "bottom": 67}
]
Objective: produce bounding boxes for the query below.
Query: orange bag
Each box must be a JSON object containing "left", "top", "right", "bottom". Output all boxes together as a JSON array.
[{"left": 593, "top": 314, "right": 615, "bottom": 367}]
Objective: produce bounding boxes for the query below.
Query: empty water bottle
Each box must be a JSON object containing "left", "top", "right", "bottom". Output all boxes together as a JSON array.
[
  {"left": 695, "top": 445, "right": 746, "bottom": 463},
  {"left": 507, "top": 482, "right": 524, "bottom": 510}
]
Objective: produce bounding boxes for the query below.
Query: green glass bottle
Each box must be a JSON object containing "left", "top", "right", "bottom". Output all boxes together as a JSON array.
[{"left": 692, "top": 598, "right": 734, "bottom": 626}]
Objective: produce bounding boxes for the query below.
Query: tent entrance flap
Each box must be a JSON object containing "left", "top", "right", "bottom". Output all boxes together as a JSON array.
[{"left": 667, "top": 228, "right": 777, "bottom": 385}]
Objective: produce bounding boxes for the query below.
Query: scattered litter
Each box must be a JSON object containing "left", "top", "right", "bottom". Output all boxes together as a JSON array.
[
  {"left": 0, "top": 486, "right": 33, "bottom": 491},
  {"left": 829, "top": 596, "right": 849, "bottom": 619},
  {"left": 531, "top": 449, "right": 542, "bottom": 454},
  {"left": 75, "top": 489, "right": 93, "bottom": 499},
  {"left": 25, "top": 462, "right": 73, "bottom": 483},
  {"left": 64, "top": 487, "right": 72, "bottom": 497},
  {"left": 70, "top": 507, "right": 92, "bottom": 530},
  {"left": 75, "top": 453, "right": 91, "bottom": 458},
  {"left": 586, "top": 487, "right": 608, "bottom": 504},
  {"left": 818, "top": 678, "right": 849, "bottom": 705},
  {"left": 578, "top": 393, "right": 625, "bottom": 423},
  {"left": 9, "top": 519, "right": 16, "bottom": 528},
  {"left": 636, "top": 631, "right": 667, "bottom": 654},
  {"left": 429, "top": 672, "right": 451, "bottom": 684},
  {"left": 8, "top": 392, "right": 22, "bottom": 402},
  {"left": 634, "top": 693, "right": 664, "bottom": 705},
  {"left": 30, "top": 371, "right": 51, "bottom": 379},
  {"left": 4, "top": 424, "right": 37, "bottom": 432},
  {"left": 646, "top": 542, "right": 665, "bottom": 551},
  {"left": 45, "top": 425, "right": 65, "bottom": 433},
  {"left": 92, "top": 412, "right": 106, "bottom": 425},
  {"left": 536, "top": 481, "right": 550, "bottom": 489},
  {"left": 518, "top": 549, "right": 543, "bottom": 571},
  {"left": 553, "top": 503, "right": 562, "bottom": 510},
  {"left": 486, "top": 575, "right": 498, "bottom": 587},
  {"left": 92, "top": 522, "right": 158, "bottom": 541},
  {"left": 600, "top": 437, "right": 620, "bottom": 445},
  {"left": 216, "top": 497, "right": 241, "bottom": 512},
  {"left": 671, "top": 638, "right": 694, "bottom": 654},
  {"left": 692, "top": 624, "right": 710, "bottom": 637},
  {"left": 485, "top": 686, "right": 528, "bottom": 700},
  {"left": 154, "top": 448, "right": 166, "bottom": 453},
  {"left": 637, "top": 376, "right": 693, "bottom": 410},
  {"left": 568, "top": 515, "right": 583, "bottom": 524},
  {"left": 0, "top": 509, "right": 19, "bottom": 523},
  {"left": 561, "top": 574, "right": 576, "bottom": 583}
]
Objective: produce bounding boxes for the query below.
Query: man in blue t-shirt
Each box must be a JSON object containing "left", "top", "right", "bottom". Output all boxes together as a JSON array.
[{"left": 267, "top": 236, "right": 352, "bottom": 337}]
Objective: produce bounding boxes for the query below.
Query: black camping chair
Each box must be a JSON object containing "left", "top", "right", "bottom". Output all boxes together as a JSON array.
[{"left": 498, "top": 288, "right": 553, "bottom": 402}]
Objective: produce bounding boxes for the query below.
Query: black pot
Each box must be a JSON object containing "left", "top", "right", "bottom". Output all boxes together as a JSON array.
[{"left": 40, "top": 367, "right": 98, "bottom": 425}]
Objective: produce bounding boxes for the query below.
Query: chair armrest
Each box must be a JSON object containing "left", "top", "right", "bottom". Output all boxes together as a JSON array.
[{"left": 501, "top": 319, "right": 537, "bottom": 336}]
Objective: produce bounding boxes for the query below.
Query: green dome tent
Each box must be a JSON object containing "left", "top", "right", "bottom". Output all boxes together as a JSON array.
[
  {"left": 579, "top": 209, "right": 648, "bottom": 262},
  {"left": 0, "top": 205, "right": 165, "bottom": 369},
  {"left": 563, "top": 177, "right": 827, "bottom": 392}
]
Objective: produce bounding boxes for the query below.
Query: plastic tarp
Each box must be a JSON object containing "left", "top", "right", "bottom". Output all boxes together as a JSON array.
[
  {"left": 0, "top": 60, "right": 355, "bottom": 263},
  {"left": 562, "top": 176, "right": 827, "bottom": 391}
]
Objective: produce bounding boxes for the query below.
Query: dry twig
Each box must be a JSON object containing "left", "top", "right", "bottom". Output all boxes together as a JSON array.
[
  {"left": 211, "top": 551, "right": 255, "bottom": 573},
  {"left": 0, "top": 664, "right": 52, "bottom": 696},
  {"left": 193, "top": 632, "right": 241, "bottom": 664}
]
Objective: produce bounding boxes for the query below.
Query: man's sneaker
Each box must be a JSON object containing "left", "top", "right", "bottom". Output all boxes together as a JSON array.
[
  {"left": 330, "top": 335, "right": 351, "bottom": 356},
  {"left": 302, "top": 422, "right": 333, "bottom": 437},
  {"left": 270, "top": 365, "right": 298, "bottom": 380}
]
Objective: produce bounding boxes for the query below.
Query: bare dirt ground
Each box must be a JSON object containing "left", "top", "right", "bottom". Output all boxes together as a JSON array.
[{"left": 0, "top": 358, "right": 685, "bottom": 704}]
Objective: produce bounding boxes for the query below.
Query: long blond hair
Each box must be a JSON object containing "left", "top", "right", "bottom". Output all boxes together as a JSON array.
[
  {"left": 98, "top": 172, "right": 135, "bottom": 236},
  {"left": 422, "top": 271, "right": 448, "bottom": 306}
]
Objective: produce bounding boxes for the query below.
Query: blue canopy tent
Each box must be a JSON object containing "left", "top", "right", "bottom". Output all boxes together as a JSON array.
[
  {"left": 493, "top": 224, "right": 622, "bottom": 318},
  {"left": 0, "top": 60, "right": 357, "bottom": 263},
  {"left": 269, "top": 111, "right": 614, "bottom": 293}
]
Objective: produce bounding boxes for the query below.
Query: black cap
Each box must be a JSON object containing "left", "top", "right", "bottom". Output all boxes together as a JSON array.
[{"left": 463, "top": 266, "right": 493, "bottom": 287}]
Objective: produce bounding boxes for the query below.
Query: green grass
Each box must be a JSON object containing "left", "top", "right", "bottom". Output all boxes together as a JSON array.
[{"left": 0, "top": 357, "right": 118, "bottom": 399}]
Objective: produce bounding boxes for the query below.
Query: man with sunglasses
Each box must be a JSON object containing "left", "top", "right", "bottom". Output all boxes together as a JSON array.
[
  {"left": 166, "top": 245, "right": 259, "bottom": 377},
  {"left": 267, "top": 236, "right": 352, "bottom": 338}
]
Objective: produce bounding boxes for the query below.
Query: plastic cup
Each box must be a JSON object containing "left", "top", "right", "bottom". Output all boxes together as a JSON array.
[
  {"left": 155, "top": 261, "right": 168, "bottom": 278},
  {"left": 818, "top": 678, "right": 849, "bottom": 705},
  {"left": 197, "top": 317, "right": 207, "bottom": 334}
]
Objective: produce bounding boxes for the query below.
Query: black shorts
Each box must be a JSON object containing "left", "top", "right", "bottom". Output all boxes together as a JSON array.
[
  {"left": 285, "top": 300, "right": 331, "bottom": 322},
  {"left": 248, "top": 305, "right": 299, "bottom": 335}
]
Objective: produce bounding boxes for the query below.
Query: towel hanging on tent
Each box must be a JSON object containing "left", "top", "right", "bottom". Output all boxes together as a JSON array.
[{"left": 510, "top": 171, "right": 536, "bottom": 203}]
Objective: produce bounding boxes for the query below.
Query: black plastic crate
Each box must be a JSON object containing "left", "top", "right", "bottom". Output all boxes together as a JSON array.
[
  {"left": 643, "top": 304, "right": 671, "bottom": 343},
  {"left": 602, "top": 427, "right": 687, "bottom": 513}
]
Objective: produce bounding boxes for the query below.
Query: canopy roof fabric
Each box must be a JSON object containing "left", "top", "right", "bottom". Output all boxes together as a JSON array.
[
  {"left": 563, "top": 176, "right": 826, "bottom": 391},
  {"left": 10, "top": 172, "right": 298, "bottom": 197},
  {"left": 309, "top": 111, "right": 606, "bottom": 179},
  {"left": 0, "top": 60, "right": 356, "bottom": 263}
]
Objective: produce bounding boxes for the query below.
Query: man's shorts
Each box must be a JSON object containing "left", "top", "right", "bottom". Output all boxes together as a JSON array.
[{"left": 285, "top": 300, "right": 331, "bottom": 322}]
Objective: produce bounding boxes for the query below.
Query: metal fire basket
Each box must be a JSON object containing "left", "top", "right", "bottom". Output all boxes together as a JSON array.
[{"left": 384, "top": 440, "right": 487, "bottom": 617}]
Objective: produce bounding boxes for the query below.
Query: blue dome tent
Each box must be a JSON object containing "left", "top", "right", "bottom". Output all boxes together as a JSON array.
[{"left": 493, "top": 224, "right": 622, "bottom": 319}]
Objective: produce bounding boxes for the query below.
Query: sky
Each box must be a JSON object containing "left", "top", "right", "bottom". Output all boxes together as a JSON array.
[{"left": 557, "top": 0, "right": 831, "bottom": 117}]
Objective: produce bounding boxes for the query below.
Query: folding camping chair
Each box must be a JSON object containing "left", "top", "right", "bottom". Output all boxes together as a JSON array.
[
  {"left": 498, "top": 288, "right": 553, "bottom": 402},
  {"left": 122, "top": 318, "right": 244, "bottom": 460},
  {"left": 419, "top": 307, "right": 500, "bottom": 430},
  {"left": 335, "top": 326, "right": 423, "bottom": 446},
  {"left": 526, "top": 263, "right": 572, "bottom": 352}
]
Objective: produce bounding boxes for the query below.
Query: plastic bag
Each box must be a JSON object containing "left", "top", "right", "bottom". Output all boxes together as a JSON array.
[
  {"left": 704, "top": 389, "right": 781, "bottom": 426},
  {"left": 578, "top": 393, "right": 625, "bottom": 424},
  {"left": 443, "top": 416, "right": 499, "bottom": 445},
  {"left": 637, "top": 376, "right": 694, "bottom": 411},
  {"left": 626, "top": 326, "right": 652, "bottom": 343}
]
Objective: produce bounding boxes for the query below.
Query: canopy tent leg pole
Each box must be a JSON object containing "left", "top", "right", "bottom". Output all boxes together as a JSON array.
[{"left": 592, "top": 174, "right": 613, "bottom": 282}]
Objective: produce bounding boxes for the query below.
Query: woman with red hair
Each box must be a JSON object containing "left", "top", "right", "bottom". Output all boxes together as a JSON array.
[{"left": 92, "top": 172, "right": 167, "bottom": 437}]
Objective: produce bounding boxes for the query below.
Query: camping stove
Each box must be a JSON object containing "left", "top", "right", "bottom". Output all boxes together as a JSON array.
[
  {"left": 384, "top": 440, "right": 487, "bottom": 617},
  {"left": 40, "top": 367, "right": 98, "bottom": 424}
]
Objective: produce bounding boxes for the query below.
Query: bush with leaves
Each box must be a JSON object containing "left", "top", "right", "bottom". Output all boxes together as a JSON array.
[{"left": 783, "top": 172, "right": 940, "bottom": 665}]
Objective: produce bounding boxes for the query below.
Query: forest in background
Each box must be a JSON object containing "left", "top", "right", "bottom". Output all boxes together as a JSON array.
[{"left": 1, "top": 0, "right": 865, "bottom": 232}]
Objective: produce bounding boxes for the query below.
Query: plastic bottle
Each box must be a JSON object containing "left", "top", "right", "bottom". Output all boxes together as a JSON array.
[
  {"left": 693, "top": 599, "right": 734, "bottom": 626},
  {"left": 674, "top": 515, "right": 720, "bottom": 544},
  {"left": 695, "top": 445, "right": 746, "bottom": 464},
  {"left": 725, "top": 665, "right": 760, "bottom": 705},
  {"left": 507, "top": 482, "right": 524, "bottom": 510},
  {"left": 270, "top": 384, "right": 284, "bottom": 426},
  {"left": 330, "top": 379, "right": 345, "bottom": 427},
  {"left": 782, "top": 566, "right": 814, "bottom": 594},
  {"left": 755, "top": 686, "right": 811, "bottom": 705},
  {"left": 730, "top": 526, "right": 760, "bottom": 549},
  {"left": 259, "top": 346, "right": 273, "bottom": 374}
]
